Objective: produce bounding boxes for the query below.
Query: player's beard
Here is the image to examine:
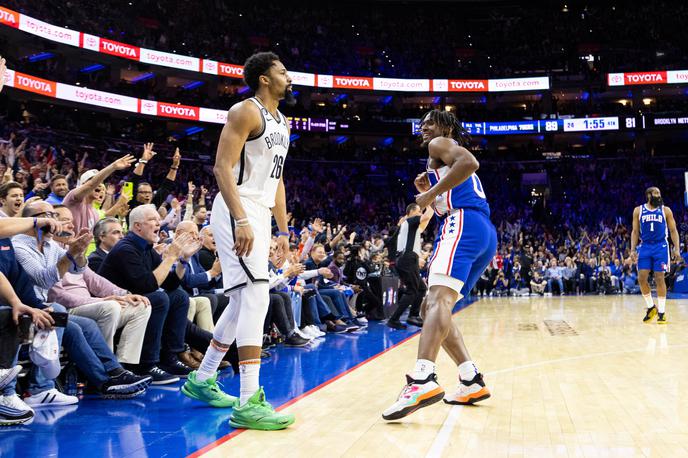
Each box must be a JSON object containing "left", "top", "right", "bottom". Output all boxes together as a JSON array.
[
  {"left": 650, "top": 196, "right": 663, "bottom": 207},
  {"left": 284, "top": 87, "right": 297, "bottom": 106}
]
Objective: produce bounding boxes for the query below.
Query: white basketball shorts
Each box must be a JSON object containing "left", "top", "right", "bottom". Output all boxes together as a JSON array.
[{"left": 211, "top": 193, "right": 271, "bottom": 294}]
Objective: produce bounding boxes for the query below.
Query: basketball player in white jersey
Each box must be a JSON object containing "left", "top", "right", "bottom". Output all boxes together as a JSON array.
[{"left": 182, "top": 52, "right": 295, "bottom": 430}]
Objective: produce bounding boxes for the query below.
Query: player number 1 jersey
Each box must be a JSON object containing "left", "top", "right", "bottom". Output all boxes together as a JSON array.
[{"left": 639, "top": 204, "right": 667, "bottom": 244}]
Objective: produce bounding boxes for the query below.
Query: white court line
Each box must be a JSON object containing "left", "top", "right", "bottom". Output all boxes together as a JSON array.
[{"left": 424, "top": 343, "right": 688, "bottom": 458}]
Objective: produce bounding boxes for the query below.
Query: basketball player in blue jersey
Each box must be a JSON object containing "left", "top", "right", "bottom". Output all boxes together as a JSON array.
[
  {"left": 181, "top": 52, "right": 296, "bottom": 430},
  {"left": 631, "top": 187, "right": 680, "bottom": 324},
  {"left": 383, "top": 109, "right": 497, "bottom": 420}
]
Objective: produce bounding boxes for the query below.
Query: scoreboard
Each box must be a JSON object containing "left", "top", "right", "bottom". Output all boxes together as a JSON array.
[{"left": 411, "top": 116, "right": 641, "bottom": 136}]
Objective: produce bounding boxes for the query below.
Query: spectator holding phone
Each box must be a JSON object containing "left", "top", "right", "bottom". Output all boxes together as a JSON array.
[
  {"left": 11, "top": 202, "right": 151, "bottom": 403},
  {"left": 63, "top": 154, "right": 136, "bottom": 233}
]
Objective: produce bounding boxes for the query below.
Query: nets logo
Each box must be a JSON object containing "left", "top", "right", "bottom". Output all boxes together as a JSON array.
[
  {"left": 100, "top": 39, "right": 140, "bottom": 59},
  {"left": 624, "top": 71, "right": 667, "bottom": 85},
  {"left": 15, "top": 73, "right": 55, "bottom": 97},
  {"left": 448, "top": 80, "right": 487, "bottom": 92},
  {"left": 0, "top": 7, "right": 19, "bottom": 27},
  {"left": 158, "top": 102, "right": 199, "bottom": 120},
  {"left": 333, "top": 76, "right": 373, "bottom": 89}
]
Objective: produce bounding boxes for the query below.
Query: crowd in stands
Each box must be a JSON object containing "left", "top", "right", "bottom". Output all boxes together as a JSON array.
[
  {"left": 6, "top": 1, "right": 688, "bottom": 81},
  {"left": 0, "top": 122, "right": 416, "bottom": 426},
  {"left": 9, "top": 41, "right": 688, "bottom": 126},
  {"left": 4, "top": 0, "right": 688, "bottom": 130},
  {"left": 2, "top": 42, "right": 688, "bottom": 424},
  {"left": 1, "top": 121, "right": 687, "bottom": 426}
]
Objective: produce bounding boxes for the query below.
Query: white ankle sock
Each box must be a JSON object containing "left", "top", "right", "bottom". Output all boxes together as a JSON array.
[
  {"left": 658, "top": 297, "right": 666, "bottom": 314},
  {"left": 196, "top": 344, "right": 227, "bottom": 383},
  {"left": 411, "top": 359, "right": 435, "bottom": 380},
  {"left": 239, "top": 359, "right": 261, "bottom": 406},
  {"left": 458, "top": 361, "right": 478, "bottom": 382},
  {"left": 642, "top": 293, "right": 654, "bottom": 309}
]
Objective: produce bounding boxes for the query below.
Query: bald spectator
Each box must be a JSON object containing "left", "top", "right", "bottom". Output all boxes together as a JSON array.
[
  {"left": 98, "top": 204, "right": 195, "bottom": 383},
  {"left": 12, "top": 202, "right": 151, "bottom": 401},
  {"left": 48, "top": 206, "right": 152, "bottom": 367}
]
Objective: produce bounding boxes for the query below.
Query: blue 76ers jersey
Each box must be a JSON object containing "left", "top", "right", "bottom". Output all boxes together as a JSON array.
[
  {"left": 426, "top": 161, "right": 490, "bottom": 218},
  {"left": 639, "top": 204, "right": 667, "bottom": 244}
]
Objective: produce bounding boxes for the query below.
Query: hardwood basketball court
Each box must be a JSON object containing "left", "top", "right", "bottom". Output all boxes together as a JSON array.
[{"left": 201, "top": 295, "right": 688, "bottom": 458}]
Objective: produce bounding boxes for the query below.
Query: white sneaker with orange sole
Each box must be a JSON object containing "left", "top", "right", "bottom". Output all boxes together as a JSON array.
[{"left": 443, "top": 373, "right": 491, "bottom": 405}]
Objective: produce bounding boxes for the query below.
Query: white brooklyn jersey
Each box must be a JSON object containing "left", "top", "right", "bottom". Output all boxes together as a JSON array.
[{"left": 233, "top": 97, "right": 290, "bottom": 208}]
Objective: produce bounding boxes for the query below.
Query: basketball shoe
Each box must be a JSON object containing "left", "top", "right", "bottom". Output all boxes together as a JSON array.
[
  {"left": 181, "top": 371, "right": 238, "bottom": 408},
  {"left": 643, "top": 305, "right": 658, "bottom": 323},
  {"left": 657, "top": 313, "right": 667, "bottom": 324},
  {"left": 229, "top": 387, "right": 295, "bottom": 430},
  {"left": 382, "top": 373, "right": 445, "bottom": 421},
  {"left": 443, "top": 373, "right": 491, "bottom": 405}
]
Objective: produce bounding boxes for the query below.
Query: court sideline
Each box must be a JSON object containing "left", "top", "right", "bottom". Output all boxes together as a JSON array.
[{"left": 201, "top": 295, "right": 688, "bottom": 458}]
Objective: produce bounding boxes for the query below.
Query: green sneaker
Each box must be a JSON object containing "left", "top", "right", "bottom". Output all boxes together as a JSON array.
[
  {"left": 229, "top": 387, "right": 295, "bottom": 430},
  {"left": 181, "top": 371, "right": 238, "bottom": 408}
]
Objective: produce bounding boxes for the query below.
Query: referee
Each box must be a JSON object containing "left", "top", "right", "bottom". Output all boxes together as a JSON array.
[{"left": 388, "top": 203, "right": 432, "bottom": 329}]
